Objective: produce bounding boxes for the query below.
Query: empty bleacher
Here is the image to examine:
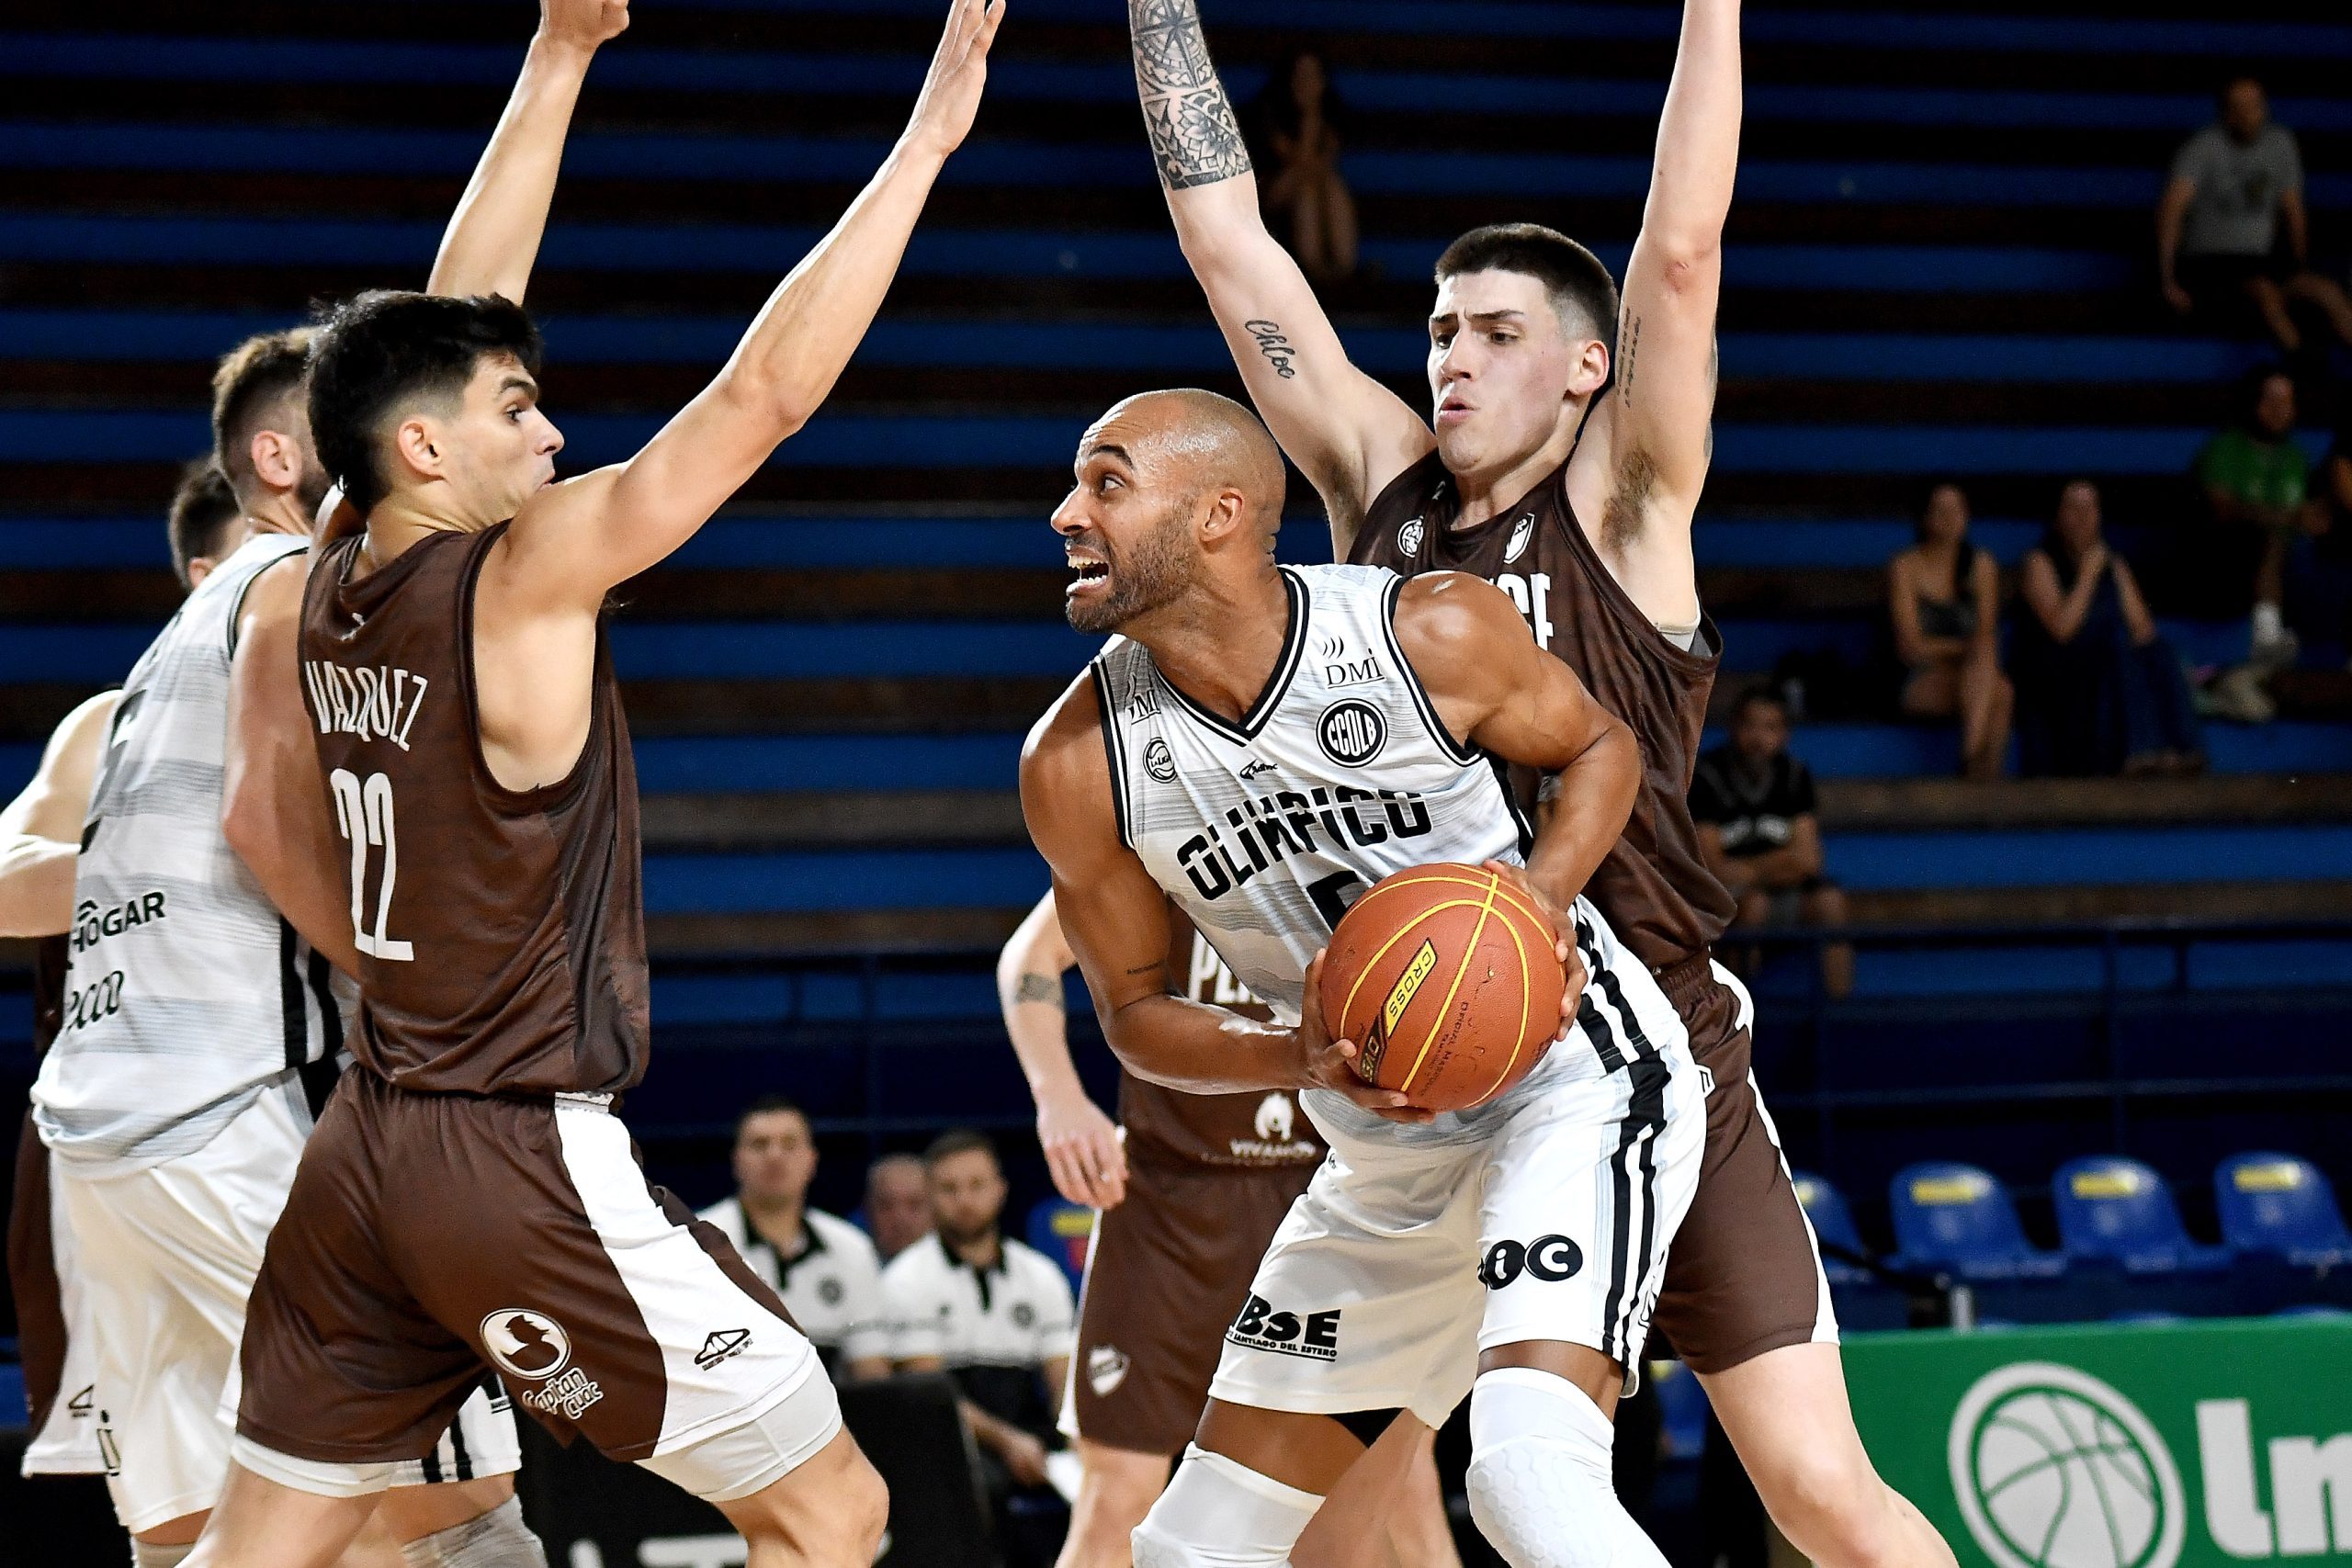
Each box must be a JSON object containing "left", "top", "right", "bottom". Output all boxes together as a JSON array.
[{"left": 2, "top": 0, "right": 2348, "bottom": 1234}]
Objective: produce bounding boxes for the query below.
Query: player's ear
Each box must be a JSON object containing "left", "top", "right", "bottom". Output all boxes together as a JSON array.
[
  {"left": 393, "top": 415, "right": 443, "bottom": 486},
  {"left": 1200, "top": 486, "right": 1250, "bottom": 546},
  {"left": 1569, "top": 337, "right": 1611, "bottom": 400},
  {"left": 249, "top": 428, "right": 300, "bottom": 493}
]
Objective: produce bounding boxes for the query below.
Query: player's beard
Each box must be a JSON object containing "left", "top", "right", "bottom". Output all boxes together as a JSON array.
[{"left": 1066, "top": 505, "right": 1196, "bottom": 637}]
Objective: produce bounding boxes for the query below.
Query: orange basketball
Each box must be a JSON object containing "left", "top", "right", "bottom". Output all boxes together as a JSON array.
[{"left": 1318, "top": 863, "right": 1567, "bottom": 1112}]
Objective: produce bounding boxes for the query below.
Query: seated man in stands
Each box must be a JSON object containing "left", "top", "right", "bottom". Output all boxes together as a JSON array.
[
  {"left": 2014, "top": 481, "right": 2204, "bottom": 777},
  {"left": 2159, "top": 75, "right": 2352, "bottom": 355},
  {"left": 1690, "top": 690, "right": 1855, "bottom": 999},
  {"left": 865, "top": 1150, "right": 935, "bottom": 1262},
  {"left": 697, "top": 1096, "right": 892, "bottom": 1381},
  {"left": 2191, "top": 367, "right": 2323, "bottom": 668},
  {"left": 1888, "top": 482, "right": 2013, "bottom": 780},
  {"left": 883, "top": 1130, "right": 1077, "bottom": 1568}
]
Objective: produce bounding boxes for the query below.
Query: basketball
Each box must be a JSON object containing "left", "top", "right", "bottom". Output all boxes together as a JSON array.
[{"left": 1318, "top": 863, "right": 1568, "bottom": 1112}]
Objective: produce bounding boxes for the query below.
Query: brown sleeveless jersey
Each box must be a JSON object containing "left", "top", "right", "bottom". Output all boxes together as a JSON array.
[
  {"left": 297, "top": 525, "right": 650, "bottom": 1096},
  {"left": 1351, "top": 452, "right": 1736, "bottom": 973},
  {"left": 1115, "top": 913, "right": 1325, "bottom": 1170}
]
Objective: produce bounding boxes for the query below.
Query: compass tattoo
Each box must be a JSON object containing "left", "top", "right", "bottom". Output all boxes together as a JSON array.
[{"left": 1130, "top": 0, "right": 1253, "bottom": 189}]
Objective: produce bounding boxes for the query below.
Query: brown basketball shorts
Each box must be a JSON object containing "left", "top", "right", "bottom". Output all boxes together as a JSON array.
[
  {"left": 1645, "top": 959, "right": 1837, "bottom": 1374},
  {"left": 1066, "top": 1156, "right": 1317, "bottom": 1456},
  {"left": 238, "top": 1070, "right": 824, "bottom": 1475}
]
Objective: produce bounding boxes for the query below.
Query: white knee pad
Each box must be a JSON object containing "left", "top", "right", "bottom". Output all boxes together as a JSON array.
[
  {"left": 1465, "top": 1369, "right": 1669, "bottom": 1568},
  {"left": 1132, "top": 1445, "right": 1321, "bottom": 1568}
]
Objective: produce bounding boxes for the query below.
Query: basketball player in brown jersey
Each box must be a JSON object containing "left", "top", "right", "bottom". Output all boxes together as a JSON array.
[
  {"left": 1125, "top": 5, "right": 1957, "bottom": 1567},
  {"left": 183, "top": 6, "right": 1004, "bottom": 1565},
  {"left": 1000, "top": 894, "right": 1460, "bottom": 1568}
]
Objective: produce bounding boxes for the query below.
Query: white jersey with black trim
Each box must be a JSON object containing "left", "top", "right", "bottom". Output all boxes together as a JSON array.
[
  {"left": 34, "top": 533, "right": 345, "bottom": 1173},
  {"left": 1091, "top": 563, "right": 1651, "bottom": 1149}
]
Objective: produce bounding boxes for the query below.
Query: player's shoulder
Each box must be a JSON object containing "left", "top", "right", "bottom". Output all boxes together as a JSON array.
[
  {"left": 1018, "top": 668, "right": 1120, "bottom": 840},
  {"left": 808, "top": 1207, "right": 880, "bottom": 1268},
  {"left": 1391, "top": 569, "right": 1522, "bottom": 648}
]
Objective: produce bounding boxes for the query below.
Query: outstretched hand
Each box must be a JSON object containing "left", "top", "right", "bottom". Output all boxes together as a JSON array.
[
  {"left": 907, "top": 0, "right": 1006, "bottom": 158},
  {"left": 1289, "top": 950, "right": 1435, "bottom": 1124},
  {"left": 539, "top": 0, "right": 629, "bottom": 53}
]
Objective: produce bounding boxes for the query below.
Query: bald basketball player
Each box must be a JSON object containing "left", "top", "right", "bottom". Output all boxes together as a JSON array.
[
  {"left": 1125, "top": 6, "right": 1956, "bottom": 1566},
  {"left": 1022, "top": 389, "right": 1707, "bottom": 1568},
  {"left": 187, "top": 5, "right": 1003, "bottom": 1564}
]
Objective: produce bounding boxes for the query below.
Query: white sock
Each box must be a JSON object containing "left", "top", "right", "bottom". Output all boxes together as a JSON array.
[
  {"left": 400, "top": 1497, "right": 548, "bottom": 1568},
  {"left": 1466, "top": 1368, "right": 1670, "bottom": 1568}
]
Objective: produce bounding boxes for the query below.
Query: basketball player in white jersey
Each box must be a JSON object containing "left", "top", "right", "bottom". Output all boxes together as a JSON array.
[
  {"left": 1021, "top": 389, "right": 1707, "bottom": 1568},
  {"left": 29, "top": 6, "right": 637, "bottom": 1562},
  {"left": 2, "top": 462, "right": 241, "bottom": 1489}
]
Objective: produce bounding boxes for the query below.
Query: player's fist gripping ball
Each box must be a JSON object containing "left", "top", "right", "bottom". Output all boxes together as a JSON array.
[{"left": 1319, "top": 863, "right": 1567, "bottom": 1111}]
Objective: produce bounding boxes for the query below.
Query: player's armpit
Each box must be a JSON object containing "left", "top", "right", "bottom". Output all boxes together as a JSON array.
[{"left": 221, "top": 557, "right": 364, "bottom": 976}]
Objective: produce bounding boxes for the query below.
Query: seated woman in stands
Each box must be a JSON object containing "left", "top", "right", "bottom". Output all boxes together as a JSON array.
[
  {"left": 2014, "top": 480, "right": 2205, "bottom": 777},
  {"left": 1888, "top": 480, "right": 2014, "bottom": 780}
]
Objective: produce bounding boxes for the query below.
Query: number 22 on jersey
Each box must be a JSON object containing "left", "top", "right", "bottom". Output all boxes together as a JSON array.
[{"left": 329, "top": 768, "right": 413, "bottom": 961}]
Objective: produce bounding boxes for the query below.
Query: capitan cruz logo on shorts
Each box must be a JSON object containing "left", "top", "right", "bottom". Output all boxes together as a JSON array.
[
  {"left": 1088, "top": 1345, "right": 1131, "bottom": 1396},
  {"left": 1479, "top": 1235, "right": 1585, "bottom": 1289},
  {"left": 482, "top": 1308, "right": 605, "bottom": 1420},
  {"left": 1227, "top": 1293, "right": 1341, "bottom": 1361}
]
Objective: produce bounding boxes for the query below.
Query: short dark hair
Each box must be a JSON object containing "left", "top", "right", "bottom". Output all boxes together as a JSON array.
[
  {"left": 1732, "top": 685, "right": 1787, "bottom": 723},
  {"left": 166, "top": 460, "right": 243, "bottom": 589},
  {"left": 307, "top": 290, "right": 542, "bottom": 513},
  {"left": 923, "top": 1129, "right": 998, "bottom": 1171},
  {"left": 734, "top": 1095, "right": 809, "bottom": 1141},
  {"left": 1435, "top": 223, "right": 1621, "bottom": 344},
  {"left": 210, "top": 327, "right": 314, "bottom": 502}
]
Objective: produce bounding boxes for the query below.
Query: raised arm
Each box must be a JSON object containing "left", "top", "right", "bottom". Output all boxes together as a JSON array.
[
  {"left": 1395, "top": 573, "right": 1640, "bottom": 913},
  {"left": 0, "top": 690, "right": 118, "bottom": 938},
  {"left": 429, "top": 0, "right": 629, "bottom": 302},
  {"left": 1018, "top": 680, "right": 1415, "bottom": 1115},
  {"left": 493, "top": 0, "right": 1001, "bottom": 610},
  {"left": 998, "top": 891, "right": 1129, "bottom": 1209},
  {"left": 220, "top": 557, "right": 363, "bottom": 975},
  {"left": 1129, "top": 0, "right": 1430, "bottom": 549},
  {"left": 1580, "top": 0, "right": 1739, "bottom": 587}
]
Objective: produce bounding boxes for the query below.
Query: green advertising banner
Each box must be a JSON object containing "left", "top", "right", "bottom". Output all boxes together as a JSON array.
[{"left": 1845, "top": 1319, "right": 2352, "bottom": 1568}]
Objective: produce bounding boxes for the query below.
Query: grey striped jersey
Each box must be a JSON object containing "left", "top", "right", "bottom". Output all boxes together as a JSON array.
[
  {"left": 34, "top": 533, "right": 345, "bottom": 1172},
  {"left": 1092, "top": 563, "right": 1669, "bottom": 1147}
]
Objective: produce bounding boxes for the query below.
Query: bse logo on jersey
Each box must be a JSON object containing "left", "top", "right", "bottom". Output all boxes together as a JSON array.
[
  {"left": 1317, "top": 699, "right": 1387, "bottom": 768},
  {"left": 1227, "top": 1293, "right": 1342, "bottom": 1361}
]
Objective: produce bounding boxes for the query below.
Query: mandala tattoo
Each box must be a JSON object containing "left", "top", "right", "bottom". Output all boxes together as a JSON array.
[{"left": 1130, "top": 0, "right": 1252, "bottom": 189}]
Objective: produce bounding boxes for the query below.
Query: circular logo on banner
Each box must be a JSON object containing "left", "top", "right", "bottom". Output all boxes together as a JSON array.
[
  {"left": 1397, "top": 518, "right": 1426, "bottom": 558},
  {"left": 1948, "top": 1362, "right": 2184, "bottom": 1568},
  {"left": 1145, "top": 738, "right": 1178, "bottom": 783},
  {"left": 481, "top": 1309, "right": 572, "bottom": 1382},
  {"left": 1317, "top": 700, "right": 1387, "bottom": 768}
]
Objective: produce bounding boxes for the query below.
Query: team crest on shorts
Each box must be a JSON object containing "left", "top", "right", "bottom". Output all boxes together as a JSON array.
[
  {"left": 481, "top": 1309, "right": 571, "bottom": 1380},
  {"left": 1088, "top": 1345, "right": 1131, "bottom": 1396}
]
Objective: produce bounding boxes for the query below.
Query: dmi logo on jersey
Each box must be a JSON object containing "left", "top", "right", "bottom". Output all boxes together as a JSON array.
[
  {"left": 481, "top": 1309, "right": 571, "bottom": 1380},
  {"left": 1125, "top": 684, "right": 1162, "bottom": 726},
  {"left": 1479, "top": 1235, "right": 1584, "bottom": 1289},
  {"left": 1088, "top": 1346, "right": 1131, "bottom": 1396},
  {"left": 1227, "top": 1294, "right": 1342, "bottom": 1360},
  {"left": 1397, "top": 518, "right": 1426, "bottom": 557},
  {"left": 1317, "top": 700, "right": 1387, "bottom": 768},
  {"left": 695, "top": 1328, "right": 752, "bottom": 1371},
  {"left": 1503, "top": 513, "right": 1535, "bottom": 564},
  {"left": 1145, "top": 738, "right": 1178, "bottom": 783}
]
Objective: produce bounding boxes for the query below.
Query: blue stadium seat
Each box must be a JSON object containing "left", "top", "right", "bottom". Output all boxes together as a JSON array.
[
  {"left": 1649, "top": 1359, "right": 1709, "bottom": 1462},
  {"left": 1025, "top": 1198, "right": 1094, "bottom": 1295},
  {"left": 1888, "top": 1162, "right": 2067, "bottom": 1280},
  {"left": 1791, "top": 1170, "right": 1871, "bottom": 1284},
  {"left": 2052, "top": 1156, "right": 2230, "bottom": 1274},
  {"left": 2214, "top": 1154, "right": 2352, "bottom": 1268}
]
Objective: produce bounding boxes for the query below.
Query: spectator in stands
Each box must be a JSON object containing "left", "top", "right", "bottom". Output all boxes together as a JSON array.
[
  {"left": 883, "top": 1131, "right": 1076, "bottom": 1567},
  {"left": 1248, "top": 50, "right": 1358, "bottom": 283},
  {"left": 1690, "top": 689, "right": 1854, "bottom": 999},
  {"left": 1888, "top": 481, "right": 2013, "bottom": 780},
  {"left": 865, "top": 1151, "right": 933, "bottom": 1262},
  {"left": 2159, "top": 75, "right": 2352, "bottom": 355},
  {"left": 697, "top": 1096, "right": 892, "bottom": 1382},
  {"left": 2193, "top": 367, "right": 2321, "bottom": 667},
  {"left": 2014, "top": 482, "right": 2205, "bottom": 777}
]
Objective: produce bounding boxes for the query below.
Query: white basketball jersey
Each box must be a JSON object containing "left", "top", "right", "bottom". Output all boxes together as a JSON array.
[
  {"left": 35, "top": 533, "right": 345, "bottom": 1172},
  {"left": 1094, "top": 564, "right": 1626, "bottom": 1145}
]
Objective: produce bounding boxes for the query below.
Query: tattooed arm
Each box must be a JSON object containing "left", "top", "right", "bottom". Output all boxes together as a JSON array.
[
  {"left": 998, "top": 891, "right": 1129, "bottom": 1209},
  {"left": 1129, "top": 0, "right": 1430, "bottom": 555},
  {"left": 1571, "top": 0, "right": 1739, "bottom": 622}
]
